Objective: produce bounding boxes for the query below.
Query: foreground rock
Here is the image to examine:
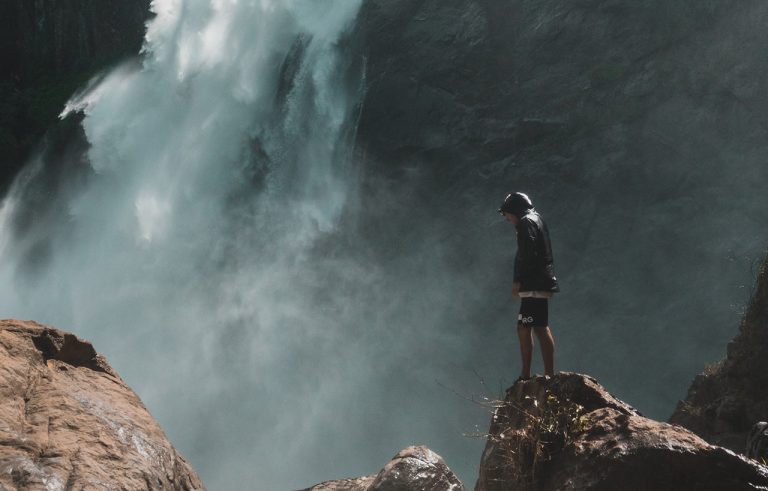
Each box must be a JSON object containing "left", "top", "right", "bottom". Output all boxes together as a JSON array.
[
  {"left": 0, "top": 319, "right": 204, "bottom": 490},
  {"left": 476, "top": 372, "right": 768, "bottom": 491},
  {"left": 671, "top": 253, "right": 768, "bottom": 453},
  {"left": 300, "top": 445, "right": 464, "bottom": 491}
]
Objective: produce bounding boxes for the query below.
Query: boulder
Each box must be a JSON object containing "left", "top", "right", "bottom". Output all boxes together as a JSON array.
[
  {"left": 300, "top": 445, "right": 464, "bottom": 491},
  {"left": 0, "top": 319, "right": 204, "bottom": 490},
  {"left": 476, "top": 372, "right": 768, "bottom": 491}
]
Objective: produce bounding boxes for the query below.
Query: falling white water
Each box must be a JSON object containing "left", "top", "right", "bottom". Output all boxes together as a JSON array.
[{"left": 0, "top": 0, "right": 378, "bottom": 488}]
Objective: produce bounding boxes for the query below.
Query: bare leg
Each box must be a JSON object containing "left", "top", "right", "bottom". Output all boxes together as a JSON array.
[
  {"left": 517, "top": 324, "right": 534, "bottom": 379},
  {"left": 534, "top": 326, "right": 555, "bottom": 376}
]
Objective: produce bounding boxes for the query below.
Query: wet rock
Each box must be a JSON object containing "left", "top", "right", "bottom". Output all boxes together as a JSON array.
[
  {"left": 370, "top": 446, "right": 465, "bottom": 491},
  {"left": 476, "top": 372, "right": 768, "bottom": 491},
  {"left": 0, "top": 319, "right": 204, "bottom": 490},
  {"left": 300, "top": 445, "right": 464, "bottom": 491}
]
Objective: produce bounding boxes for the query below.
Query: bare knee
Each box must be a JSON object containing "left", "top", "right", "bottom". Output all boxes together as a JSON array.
[{"left": 533, "top": 326, "right": 554, "bottom": 341}]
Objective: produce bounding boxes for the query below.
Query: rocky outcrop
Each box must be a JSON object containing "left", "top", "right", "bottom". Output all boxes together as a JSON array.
[
  {"left": 670, "top": 252, "right": 768, "bottom": 453},
  {"left": 0, "top": 319, "right": 204, "bottom": 490},
  {"left": 300, "top": 445, "right": 464, "bottom": 491},
  {"left": 0, "top": 0, "right": 151, "bottom": 191},
  {"left": 476, "top": 373, "right": 768, "bottom": 491}
]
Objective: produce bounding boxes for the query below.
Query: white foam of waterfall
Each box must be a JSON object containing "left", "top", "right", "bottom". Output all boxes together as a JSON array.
[{"left": 0, "top": 0, "right": 373, "bottom": 488}]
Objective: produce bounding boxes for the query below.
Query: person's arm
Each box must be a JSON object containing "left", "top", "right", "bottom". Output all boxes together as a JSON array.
[{"left": 513, "top": 218, "right": 537, "bottom": 290}]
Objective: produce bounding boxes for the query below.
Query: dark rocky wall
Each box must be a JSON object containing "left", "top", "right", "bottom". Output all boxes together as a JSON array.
[
  {"left": 358, "top": 0, "right": 758, "bottom": 168},
  {"left": 353, "top": 0, "right": 768, "bottom": 423},
  {"left": 0, "top": 0, "right": 151, "bottom": 193}
]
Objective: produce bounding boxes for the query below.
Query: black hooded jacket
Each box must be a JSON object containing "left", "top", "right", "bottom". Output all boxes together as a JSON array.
[{"left": 514, "top": 209, "right": 560, "bottom": 293}]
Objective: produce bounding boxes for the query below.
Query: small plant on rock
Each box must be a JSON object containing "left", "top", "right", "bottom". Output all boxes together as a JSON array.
[{"left": 474, "top": 387, "right": 588, "bottom": 490}]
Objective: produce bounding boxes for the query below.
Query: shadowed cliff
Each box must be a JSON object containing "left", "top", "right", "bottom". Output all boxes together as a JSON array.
[
  {"left": 0, "top": 0, "right": 151, "bottom": 193},
  {"left": 671, "top": 250, "right": 768, "bottom": 452}
]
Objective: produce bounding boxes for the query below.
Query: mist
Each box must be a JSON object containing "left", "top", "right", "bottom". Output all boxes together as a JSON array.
[
  {"left": 0, "top": 0, "right": 511, "bottom": 488},
  {"left": 0, "top": 0, "right": 398, "bottom": 488},
  {"left": 3, "top": 1, "right": 768, "bottom": 490}
]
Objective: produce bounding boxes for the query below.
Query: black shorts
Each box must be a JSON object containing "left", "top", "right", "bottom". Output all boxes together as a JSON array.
[{"left": 518, "top": 298, "right": 549, "bottom": 328}]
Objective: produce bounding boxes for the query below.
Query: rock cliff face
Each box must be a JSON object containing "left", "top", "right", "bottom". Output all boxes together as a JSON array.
[
  {"left": 475, "top": 373, "right": 768, "bottom": 491},
  {"left": 670, "top": 252, "right": 768, "bottom": 453},
  {"left": 0, "top": 319, "right": 204, "bottom": 490},
  {"left": 353, "top": 0, "right": 768, "bottom": 419},
  {"left": 0, "top": 0, "right": 151, "bottom": 192},
  {"left": 300, "top": 446, "right": 464, "bottom": 491}
]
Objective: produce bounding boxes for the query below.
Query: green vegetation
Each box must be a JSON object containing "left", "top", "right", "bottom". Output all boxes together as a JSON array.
[
  {"left": 472, "top": 388, "right": 588, "bottom": 490},
  {"left": 538, "top": 392, "right": 589, "bottom": 438}
]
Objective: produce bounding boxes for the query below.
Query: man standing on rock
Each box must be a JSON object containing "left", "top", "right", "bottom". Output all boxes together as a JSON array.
[{"left": 499, "top": 192, "right": 560, "bottom": 381}]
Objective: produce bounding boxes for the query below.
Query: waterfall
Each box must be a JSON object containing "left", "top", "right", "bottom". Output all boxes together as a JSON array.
[{"left": 0, "top": 0, "right": 370, "bottom": 488}]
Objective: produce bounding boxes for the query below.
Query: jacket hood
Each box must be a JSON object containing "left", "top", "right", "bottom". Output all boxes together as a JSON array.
[{"left": 499, "top": 192, "right": 534, "bottom": 218}]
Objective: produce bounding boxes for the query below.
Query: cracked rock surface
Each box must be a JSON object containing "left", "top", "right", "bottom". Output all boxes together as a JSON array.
[{"left": 0, "top": 319, "right": 204, "bottom": 490}]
